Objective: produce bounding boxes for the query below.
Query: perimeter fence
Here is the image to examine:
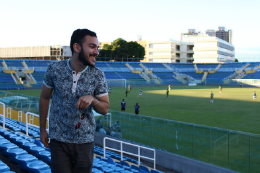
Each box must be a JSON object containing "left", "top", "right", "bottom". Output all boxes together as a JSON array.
[{"left": 97, "top": 110, "right": 260, "bottom": 173}]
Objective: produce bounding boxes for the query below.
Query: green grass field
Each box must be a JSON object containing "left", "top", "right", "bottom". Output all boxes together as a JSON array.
[
  {"left": 6, "top": 85, "right": 260, "bottom": 172},
  {"left": 8, "top": 85, "right": 260, "bottom": 134}
]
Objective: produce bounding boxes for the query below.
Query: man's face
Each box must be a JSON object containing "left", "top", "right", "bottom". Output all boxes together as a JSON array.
[{"left": 78, "top": 35, "right": 99, "bottom": 67}]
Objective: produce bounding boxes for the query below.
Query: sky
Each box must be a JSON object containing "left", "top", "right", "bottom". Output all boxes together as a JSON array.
[{"left": 0, "top": 0, "right": 260, "bottom": 61}]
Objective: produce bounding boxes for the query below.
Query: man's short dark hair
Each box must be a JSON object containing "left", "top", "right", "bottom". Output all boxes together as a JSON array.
[{"left": 70, "top": 29, "right": 97, "bottom": 54}]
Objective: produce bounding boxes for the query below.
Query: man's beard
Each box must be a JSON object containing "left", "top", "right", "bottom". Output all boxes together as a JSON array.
[{"left": 78, "top": 49, "right": 95, "bottom": 67}]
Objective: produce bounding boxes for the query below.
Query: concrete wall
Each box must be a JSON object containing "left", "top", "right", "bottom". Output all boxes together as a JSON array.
[{"left": 94, "top": 133, "right": 238, "bottom": 173}]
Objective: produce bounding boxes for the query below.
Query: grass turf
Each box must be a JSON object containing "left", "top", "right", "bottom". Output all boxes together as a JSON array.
[{"left": 7, "top": 85, "right": 260, "bottom": 134}]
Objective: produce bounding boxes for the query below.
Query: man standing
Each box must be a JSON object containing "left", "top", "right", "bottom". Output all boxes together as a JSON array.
[
  {"left": 125, "top": 89, "right": 128, "bottom": 97},
  {"left": 108, "top": 87, "right": 111, "bottom": 95},
  {"left": 121, "top": 99, "right": 126, "bottom": 112},
  {"left": 253, "top": 91, "right": 256, "bottom": 102},
  {"left": 166, "top": 89, "right": 169, "bottom": 99},
  {"left": 219, "top": 85, "right": 222, "bottom": 93},
  {"left": 128, "top": 84, "right": 131, "bottom": 93},
  {"left": 39, "top": 29, "right": 109, "bottom": 173},
  {"left": 138, "top": 88, "right": 142, "bottom": 97},
  {"left": 210, "top": 91, "right": 214, "bottom": 103},
  {"left": 134, "top": 103, "right": 140, "bottom": 115}
]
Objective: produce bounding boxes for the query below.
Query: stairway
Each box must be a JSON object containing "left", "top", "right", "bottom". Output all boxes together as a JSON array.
[
  {"left": 209, "top": 64, "right": 221, "bottom": 73},
  {"left": 201, "top": 72, "right": 208, "bottom": 82},
  {"left": 125, "top": 63, "right": 134, "bottom": 70}
]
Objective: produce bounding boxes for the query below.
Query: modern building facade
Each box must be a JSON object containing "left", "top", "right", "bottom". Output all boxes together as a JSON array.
[
  {"left": 182, "top": 35, "right": 235, "bottom": 63},
  {"left": 0, "top": 45, "right": 72, "bottom": 60},
  {"left": 144, "top": 40, "right": 194, "bottom": 63},
  {"left": 216, "top": 27, "right": 232, "bottom": 44},
  {"left": 206, "top": 30, "right": 216, "bottom": 37},
  {"left": 184, "top": 27, "right": 233, "bottom": 44}
]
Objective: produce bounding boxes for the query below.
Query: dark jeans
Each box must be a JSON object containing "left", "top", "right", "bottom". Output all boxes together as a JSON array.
[
  {"left": 135, "top": 111, "right": 139, "bottom": 114},
  {"left": 50, "top": 139, "right": 94, "bottom": 173}
]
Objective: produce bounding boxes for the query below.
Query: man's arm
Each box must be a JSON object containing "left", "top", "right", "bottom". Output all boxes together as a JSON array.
[
  {"left": 92, "top": 95, "right": 109, "bottom": 115},
  {"left": 39, "top": 84, "right": 53, "bottom": 147},
  {"left": 76, "top": 95, "right": 109, "bottom": 115}
]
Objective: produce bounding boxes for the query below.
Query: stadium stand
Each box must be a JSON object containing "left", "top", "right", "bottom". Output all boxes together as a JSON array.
[
  {"left": 1, "top": 60, "right": 260, "bottom": 90},
  {"left": 141, "top": 63, "right": 171, "bottom": 72},
  {"left": 31, "top": 71, "right": 45, "bottom": 87},
  {"left": 104, "top": 72, "right": 122, "bottom": 79},
  {"left": 196, "top": 64, "right": 218, "bottom": 70},
  {"left": 0, "top": 72, "right": 25, "bottom": 90},
  {"left": 24, "top": 60, "right": 52, "bottom": 68},
  {"left": 107, "top": 63, "right": 129, "bottom": 70},
  {"left": 128, "top": 63, "right": 143, "bottom": 70},
  {"left": 242, "top": 72, "right": 260, "bottom": 79},
  {"left": 0, "top": 60, "right": 3, "bottom": 67},
  {"left": 244, "top": 63, "right": 259, "bottom": 69},
  {"left": 4, "top": 60, "right": 24, "bottom": 68},
  {"left": 95, "top": 62, "right": 110, "bottom": 68},
  {"left": 217, "top": 63, "right": 246, "bottom": 71},
  {"left": 116, "top": 72, "right": 148, "bottom": 84},
  {"left": 206, "top": 72, "right": 233, "bottom": 83},
  {"left": 181, "top": 72, "right": 203, "bottom": 80},
  {"left": 170, "top": 63, "right": 195, "bottom": 70}
]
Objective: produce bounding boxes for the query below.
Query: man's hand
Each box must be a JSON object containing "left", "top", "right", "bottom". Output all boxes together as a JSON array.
[
  {"left": 76, "top": 95, "right": 94, "bottom": 109},
  {"left": 40, "top": 129, "right": 49, "bottom": 148}
]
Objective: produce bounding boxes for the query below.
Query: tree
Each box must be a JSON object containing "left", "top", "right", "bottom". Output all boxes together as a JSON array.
[
  {"left": 235, "top": 58, "right": 238, "bottom": 62},
  {"left": 98, "top": 38, "right": 145, "bottom": 62},
  {"left": 111, "top": 38, "right": 128, "bottom": 59},
  {"left": 127, "top": 41, "right": 145, "bottom": 61}
]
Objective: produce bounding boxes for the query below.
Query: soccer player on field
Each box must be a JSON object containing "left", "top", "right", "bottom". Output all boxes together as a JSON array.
[
  {"left": 138, "top": 88, "right": 143, "bottom": 97},
  {"left": 121, "top": 99, "right": 126, "bottom": 112},
  {"left": 128, "top": 84, "right": 131, "bottom": 93},
  {"left": 219, "top": 85, "right": 222, "bottom": 93},
  {"left": 125, "top": 89, "right": 128, "bottom": 97},
  {"left": 210, "top": 91, "right": 214, "bottom": 103},
  {"left": 134, "top": 103, "right": 140, "bottom": 115},
  {"left": 108, "top": 87, "right": 111, "bottom": 95},
  {"left": 253, "top": 91, "right": 256, "bottom": 102},
  {"left": 166, "top": 89, "right": 169, "bottom": 98},
  {"left": 168, "top": 85, "right": 171, "bottom": 90}
]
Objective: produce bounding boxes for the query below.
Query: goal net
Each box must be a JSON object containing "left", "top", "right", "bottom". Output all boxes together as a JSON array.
[{"left": 106, "top": 79, "right": 126, "bottom": 88}]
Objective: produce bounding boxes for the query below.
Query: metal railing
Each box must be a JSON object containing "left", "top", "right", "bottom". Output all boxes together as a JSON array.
[
  {"left": 0, "top": 102, "right": 6, "bottom": 129},
  {"left": 103, "top": 137, "right": 156, "bottom": 169},
  {"left": 25, "top": 112, "right": 49, "bottom": 136}
]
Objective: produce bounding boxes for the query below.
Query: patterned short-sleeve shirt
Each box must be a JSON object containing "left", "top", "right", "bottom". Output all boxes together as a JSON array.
[{"left": 43, "top": 59, "right": 108, "bottom": 144}]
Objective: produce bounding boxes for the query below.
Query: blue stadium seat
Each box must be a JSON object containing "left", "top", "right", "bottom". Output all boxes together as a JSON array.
[
  {"left": 139, "top": 165, "right": 150, "bottom": 173},
  {"left": 107, "top": 157, "right": 117, "bottom": 165},
  {"left": 27, "top": 160, "right": 50, "bottom": 173},
  {"left": 131, "top": 165, "right": 141, "bottom": 172},
  {"left": 0, "top": 164, "right": 10, "bottom": 172},
  {"left": 151, "top": 169, "right": 162, "bottom": 173},
  {"left": 16, "top": 154, "right": 38, "bottom": 171},
  {"left": 7, "top": 148, "right": 28, "bottom": 163},
  {"left": 92, "top": 168, "right": 103, "bottom": 173},
  {"left": 0, "top": 143, "right": 19, "bottom": 156}
]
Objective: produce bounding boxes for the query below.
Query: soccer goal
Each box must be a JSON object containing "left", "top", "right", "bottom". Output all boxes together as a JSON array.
[{"left": 106, "top": 79, "right": 126, "bottom": 88}]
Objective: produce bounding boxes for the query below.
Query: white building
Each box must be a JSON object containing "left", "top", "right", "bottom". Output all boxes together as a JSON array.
[
  {"left": 181, "top": 35, "right": 235, "bottom": 63},
  {"left": 0, "top": 45, "right": 72, "bottom": 60},
  {"left": 145, "top": 40, "right": 194, "bottom": 63}
]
